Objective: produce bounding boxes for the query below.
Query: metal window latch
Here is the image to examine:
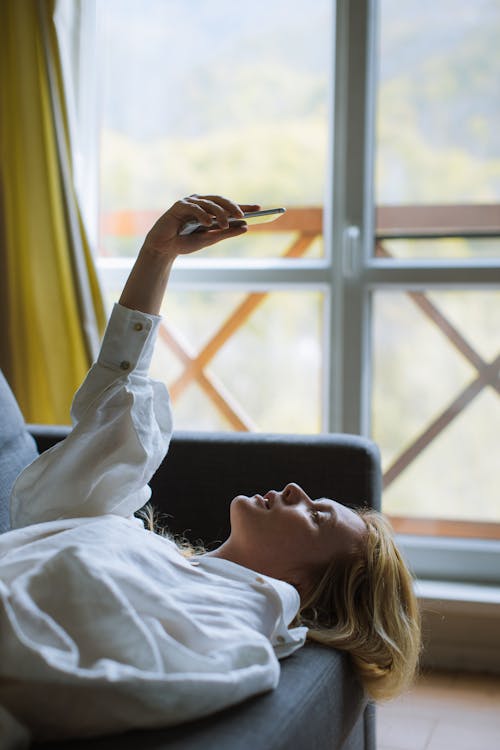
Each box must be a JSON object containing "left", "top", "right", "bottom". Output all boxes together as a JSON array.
[{"left": 342, "top": 225, "right": 360, "bottom": 278}]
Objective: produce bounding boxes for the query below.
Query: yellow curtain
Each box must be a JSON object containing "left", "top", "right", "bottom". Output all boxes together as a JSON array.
[{"left": 0, "top": 0, "right": 105, "bottom": 424}]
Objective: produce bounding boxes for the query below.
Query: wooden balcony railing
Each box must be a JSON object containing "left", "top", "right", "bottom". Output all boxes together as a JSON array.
[
  {"left": 375, "top": 204, "right": 500, "bottom": 539},
  {"left": 100, "top": 204, "right": 500, "bottom": 539}
]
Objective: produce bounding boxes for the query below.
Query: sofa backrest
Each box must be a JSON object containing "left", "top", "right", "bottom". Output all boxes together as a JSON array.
[{"left": 0, "top": 371, "right": 39, "bottom": 533}]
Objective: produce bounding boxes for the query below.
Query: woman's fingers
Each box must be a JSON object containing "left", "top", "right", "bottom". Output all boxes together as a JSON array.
[
  {"left": 179, "top": 222, "right": 248, "bottom": 253},
  {"left": 143, "top": 195, "right": 261, "bottom": 258},
  {"left": 171, "top": 198, "right": 214, "bottom": 227},
  {"left": 191, "top": 194, "right": 259, "bottom": 217},
  {"left": 186, "top": 195, "right": 262, "bottom": 225},
  {"left": 185, "top": 196, "right": 233, "bottom": 229},
  {"left": 238, "top": 204, "right": 262, "bottom": 213}
]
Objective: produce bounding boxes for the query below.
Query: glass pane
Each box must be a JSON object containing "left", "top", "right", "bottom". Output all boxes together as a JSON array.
[
  {"left": 372, "top": 290, "right": 500, "bottom": 525},
  {"left": 208, "top": 291, "right": 323, "bottom": 432},
  {"left": 376, "top": 0, "right": 500, "bottom": 206},
  {"left": 104, "top": 287, "right": 323, "bottom": 432},
  {"left": 98, "top": 0, "right": 331, "bottom": 259}
]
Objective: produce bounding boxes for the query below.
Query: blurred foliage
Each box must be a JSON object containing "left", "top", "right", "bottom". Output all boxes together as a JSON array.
[{"left": 376, "top": 0, "right": 500, "bottom": 202}]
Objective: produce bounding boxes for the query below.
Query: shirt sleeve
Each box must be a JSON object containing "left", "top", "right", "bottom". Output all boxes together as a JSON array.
[{"left": 10, "top": 304, "right": 173, "bottom": 529}]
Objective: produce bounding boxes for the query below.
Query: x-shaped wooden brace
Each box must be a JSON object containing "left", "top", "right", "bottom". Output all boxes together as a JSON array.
[
  {"left": 158, "top": 232, "right": 318, "bottom": 430},
  {"left": 376, "top": 242, "right": 500, "bottom": 488}
]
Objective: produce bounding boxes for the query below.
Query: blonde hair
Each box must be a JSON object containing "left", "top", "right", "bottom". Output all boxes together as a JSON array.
[
  {"left": 139, "top": 503, "right": 420, "bottom": 700},
  {"left": 295, "top": 509, "right": 421, "bottom": 702},
  {"left": 136, "top": 504, "right": 207, "bottom": 558}
]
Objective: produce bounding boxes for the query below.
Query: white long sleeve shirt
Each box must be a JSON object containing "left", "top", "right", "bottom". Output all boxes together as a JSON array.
[{"left": 0, "top": 304, "right": 307, "bottom": 746}]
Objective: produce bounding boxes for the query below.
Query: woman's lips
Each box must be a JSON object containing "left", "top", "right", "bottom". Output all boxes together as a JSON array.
[
  {"left": 255, "top": 494, "right": 271, "bottom": 509},
  {"left": 264, "top": 491, "right": 277, "bottom": 508}
]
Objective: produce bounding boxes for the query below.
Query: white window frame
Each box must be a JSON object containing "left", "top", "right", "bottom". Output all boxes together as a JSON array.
[
  {"left": 96, "top": 0, "right": 500, "bottom": 586},
  {"left": 330, "top": 0, "right": 500, "bottom": 586}
]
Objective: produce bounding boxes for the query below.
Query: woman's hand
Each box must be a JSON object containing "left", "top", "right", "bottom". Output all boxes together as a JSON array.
[
  {"left": 119, "top": 194, "right": 260, "bottom": 315},
  {"left": 143, "top": 194, "right": 261, "bottom": 260}
]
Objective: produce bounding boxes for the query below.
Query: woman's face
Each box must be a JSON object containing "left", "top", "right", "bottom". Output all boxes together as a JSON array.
[{"left": 228, "top": 483, "right": 367, "bottom": 589}]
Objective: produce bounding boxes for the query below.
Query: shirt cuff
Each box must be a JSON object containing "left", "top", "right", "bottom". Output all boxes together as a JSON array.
[{"left": 97, "top": 303, "right": 162, "bottom": 376}]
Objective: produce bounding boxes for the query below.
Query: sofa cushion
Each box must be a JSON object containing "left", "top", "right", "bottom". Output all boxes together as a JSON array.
[
  {"left": 33, "top": 644, "right": 366, "bottom": 750},
  {"left": 0, "top": 371, "right": 39, "bottom": 533}
]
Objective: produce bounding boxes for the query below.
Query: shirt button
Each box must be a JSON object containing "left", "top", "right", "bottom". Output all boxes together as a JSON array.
[
  {"left": 255, "top": 576, "right": 266, "bottom": 584},
  {"left": 190, "top": 560, "right": 200, "bottom": 566},
  {"left": 120, "top": 360, "right": 130, "bottom": 371},
  {"left": 276, "top": 635, "right": 286, "bottom": 644},
  {"left": 133, "top": 322, "right": 143, "bottom": 332}
]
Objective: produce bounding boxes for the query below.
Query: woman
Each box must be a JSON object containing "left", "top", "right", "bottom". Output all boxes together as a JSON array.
[{"left": 0, "top": 195, "right": 421, "bottom": 744}]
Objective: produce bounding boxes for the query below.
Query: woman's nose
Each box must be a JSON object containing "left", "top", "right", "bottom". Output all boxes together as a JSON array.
[{"left": 282, "top": 483, "right": 309, "bottom": 505}]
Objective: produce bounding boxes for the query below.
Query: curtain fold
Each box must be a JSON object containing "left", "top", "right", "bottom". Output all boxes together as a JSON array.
[{"left": 0, "top": 0, "right": 105, "bottom": 425}]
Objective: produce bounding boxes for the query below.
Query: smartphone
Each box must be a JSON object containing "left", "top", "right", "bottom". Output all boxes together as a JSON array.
[{"left": 179, "top": 207, "right": 286, "bottom": 236}]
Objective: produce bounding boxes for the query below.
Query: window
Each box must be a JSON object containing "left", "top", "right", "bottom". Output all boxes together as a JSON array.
[{"left": 96, "top": 0, "right": 500, "bottom": 574}]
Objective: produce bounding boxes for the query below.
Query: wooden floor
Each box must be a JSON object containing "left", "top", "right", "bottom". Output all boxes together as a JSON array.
[{"left": 377, "top": 670, "right": 500, "bottom": 750}]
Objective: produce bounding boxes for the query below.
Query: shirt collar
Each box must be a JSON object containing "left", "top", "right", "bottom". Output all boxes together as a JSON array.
[{"left": 196, "top": 554, "right": 301, "bottom": 625}]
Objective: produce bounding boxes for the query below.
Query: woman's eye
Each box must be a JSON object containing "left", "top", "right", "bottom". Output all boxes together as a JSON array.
[{"left": 310, "top": 509, "right": 321, "bottom": 524}]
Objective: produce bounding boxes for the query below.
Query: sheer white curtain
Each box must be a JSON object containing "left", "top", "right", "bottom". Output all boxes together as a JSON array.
[
  {"left": 41, "top": 0, "right": 105, "bottom": 362},
  {"left": 53, "top": 0, "right": 99, "bottom": 247}
]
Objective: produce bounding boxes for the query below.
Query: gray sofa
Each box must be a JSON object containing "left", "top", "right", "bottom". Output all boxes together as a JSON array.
[{"left": 0, "top": 370, "right": 379, "bottom": 749}]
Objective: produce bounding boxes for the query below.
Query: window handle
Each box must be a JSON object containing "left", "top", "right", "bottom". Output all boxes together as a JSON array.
[{"left": 342, "top": 225, "right": 360, "bottom": 279}]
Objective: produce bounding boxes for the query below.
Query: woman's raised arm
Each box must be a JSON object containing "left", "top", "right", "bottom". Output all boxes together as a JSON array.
[{"left": 10, "top": 195, "right": 259, "bottom": 528}]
